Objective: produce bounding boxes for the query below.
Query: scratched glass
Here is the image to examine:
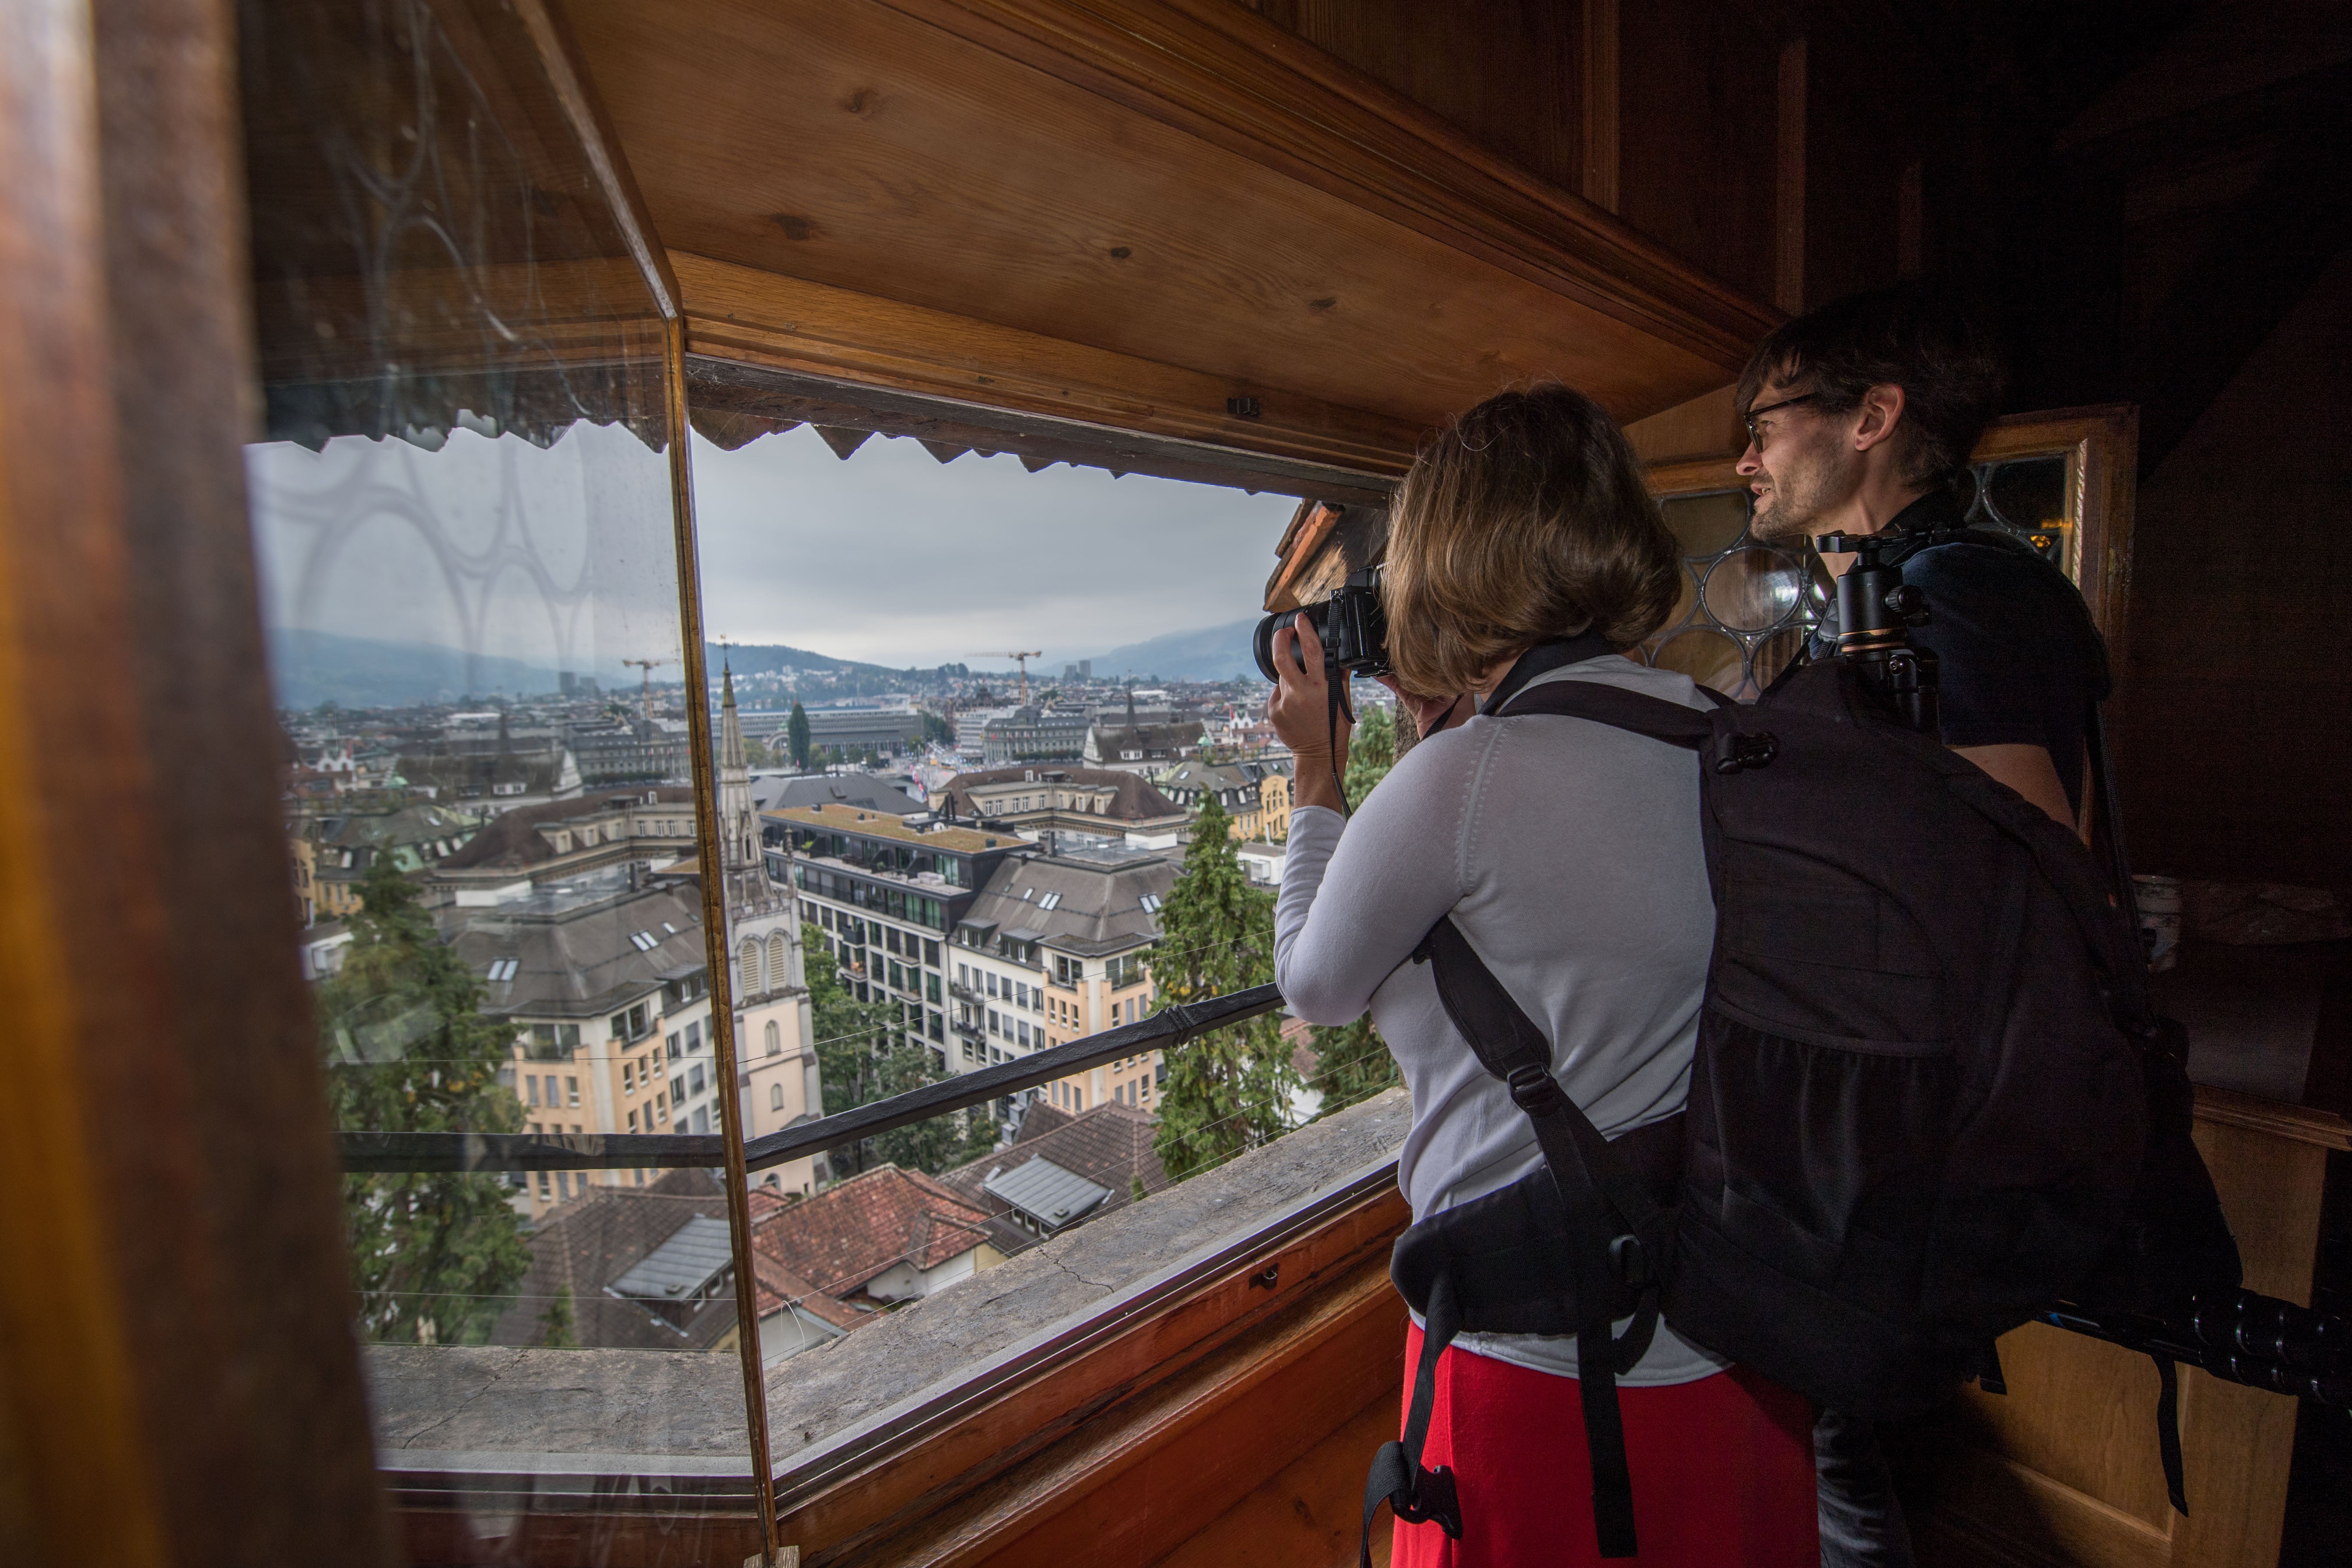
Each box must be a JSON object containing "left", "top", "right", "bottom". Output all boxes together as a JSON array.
[{"left": 237, "top": 0, "right": 754, "bottom": 1535}]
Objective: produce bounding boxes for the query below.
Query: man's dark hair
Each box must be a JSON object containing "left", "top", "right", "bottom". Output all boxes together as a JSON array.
[{"left": 1736, "top": 285, "right": 2006, "bottom": 486}]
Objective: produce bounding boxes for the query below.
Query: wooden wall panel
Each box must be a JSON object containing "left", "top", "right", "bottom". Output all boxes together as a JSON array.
[
  {"left": 2112, "top": 242, "right": 2352, "bottom": 886},
  {"left": 1904, "top": 1099, "right": 2334, "bottom": 1568},
  {"left": 1241, "top": 0, "right": 1585, "bottom": 196},
  {"left": 1617, "top": 0, "right": 1782, "bottom": 308}
]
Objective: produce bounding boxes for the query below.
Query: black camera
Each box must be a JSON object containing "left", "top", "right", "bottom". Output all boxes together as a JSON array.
[{"left": 1253, "top": 567, "right": 1392, "bottom": 684}]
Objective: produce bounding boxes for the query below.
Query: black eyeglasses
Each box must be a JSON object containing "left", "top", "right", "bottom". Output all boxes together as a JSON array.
[{"left": 1742, "top": 392, "right": 1823, "bottom": 450}]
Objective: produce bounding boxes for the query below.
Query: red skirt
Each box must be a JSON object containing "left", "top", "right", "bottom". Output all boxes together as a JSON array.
[{"left": 1390, "top": 1325, "right": 1818, "bottom": 1568}]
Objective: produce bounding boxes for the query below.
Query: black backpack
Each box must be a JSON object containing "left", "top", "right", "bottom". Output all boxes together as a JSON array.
[{"left": 1361, "top": 647, "right": 2240, "bottom": 1564}]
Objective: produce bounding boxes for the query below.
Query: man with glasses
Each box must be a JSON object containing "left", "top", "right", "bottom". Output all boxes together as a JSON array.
[
  {"left": 1737, "top": 285, "right": 2105, "bottom": 827},
  {"left": 1733, "top": 287, "right": 2112, "bottom": 1567}
]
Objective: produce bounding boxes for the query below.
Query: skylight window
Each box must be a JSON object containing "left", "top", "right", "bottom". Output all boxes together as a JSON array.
[
  {"left": 1138, "top": 893, "right": 1162, "bottom": 913},
  {"left": 629, "top": 931, "right": 658, "bottom": 951},
  {"left": 486, "top": 958, "right": 519, "bottom": 982},
  {"left": 1038, "top": 892, "right": 1062, "bottom": 911}
]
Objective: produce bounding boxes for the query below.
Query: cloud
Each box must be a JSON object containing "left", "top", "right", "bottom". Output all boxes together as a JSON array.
[{"left": 689, "top": 426, "right": 1297, "bottom": 668}]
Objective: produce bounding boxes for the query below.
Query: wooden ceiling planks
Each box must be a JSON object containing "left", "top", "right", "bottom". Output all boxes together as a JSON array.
[{"left": 563, "top": 0, "right": 1769, "bottom": 459}]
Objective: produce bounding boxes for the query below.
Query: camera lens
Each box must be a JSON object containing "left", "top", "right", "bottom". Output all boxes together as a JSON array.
[{"left": 1253, "top": 604, "right": 1323, "bottom": 683}]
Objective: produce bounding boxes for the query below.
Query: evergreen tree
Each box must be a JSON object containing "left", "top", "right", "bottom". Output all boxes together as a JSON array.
[
  {"left": 1307, "top": 1015, "right": 1400, "bottom": 1116},
  {"left": 320, "top": 854, "right": 530, "bottom": 1346},
  {"left": 1343, "top": 702, "right": 1397, "bottom": 811},
  {"left": 536, "top": 1284, "right": 577, "bottom": 1349},
  {"left": 787, "top": 701, "right": 811, "bottom": 770},
  {"left": 1151, "top": 797, "right": 1300, "bottom": 1180}
]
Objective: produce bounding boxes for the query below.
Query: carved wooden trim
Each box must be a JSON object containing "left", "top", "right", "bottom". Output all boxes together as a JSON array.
[{"left": 677, "top": 252, "right": 1421, "bottom": 478}]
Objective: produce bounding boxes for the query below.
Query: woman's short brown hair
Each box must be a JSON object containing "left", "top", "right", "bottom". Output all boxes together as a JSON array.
[{"left": 1383, "top": 384, "right": 1680, "bottom": 696}]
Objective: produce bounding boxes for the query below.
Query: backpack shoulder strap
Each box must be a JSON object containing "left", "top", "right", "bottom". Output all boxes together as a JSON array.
[
  {"left": 1406, "top": 917, "right": 1669, "bottom": 1559},
  {"left": 1492, "top": 676, "right": 1718, "bottom": 745}
]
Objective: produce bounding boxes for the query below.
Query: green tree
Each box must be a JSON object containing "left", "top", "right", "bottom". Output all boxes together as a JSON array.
[
  {"left": 320, "top": 854, "right": 530, "bottom": 1346},
  {"left": 788, "top": 701, "right": 812, "bottom": 769},
  {"left": 1151, "top": 797, "right": 1300, "bottom": 1180},
  {"left": 1343, "top": 703, "right": 1397, "bottom": 811},
  {"left": 1307, "top": 1016, "right": 1400, "bottom": 1116},
  {"left": 804, "top": 924, "right": 992, "bottom": 1176},
  {"left": 536, "top": 1284, "right": 577, "bottom": 1349}
]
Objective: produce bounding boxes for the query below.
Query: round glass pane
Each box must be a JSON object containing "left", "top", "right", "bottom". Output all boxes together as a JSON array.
[
  {"left": 1651, "top": 629, "right": 1744, "bottom": 698},
  {"left": 1701, "top": 547, "right": 1804, "bottom": 633},
  {"left": 1659, "top": 491, "right": 1752, "bottom": 556},
  {"left": 1659, "top": 562, "right": 1700, "bottom": 635},
  {"left": 1978, "top": 455, "right": 2068, "bottom": 535}
]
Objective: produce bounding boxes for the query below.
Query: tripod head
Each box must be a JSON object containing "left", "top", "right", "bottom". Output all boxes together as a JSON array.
[{"left": 1816, "top": 528, "right": 1943, "bottom": 734}]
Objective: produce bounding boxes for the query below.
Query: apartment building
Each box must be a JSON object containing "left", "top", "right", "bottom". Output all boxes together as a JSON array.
[
  {"left": 980, "top": 705, "right": 1091, "bottom": 764},
  {"left": 445, "top": 868, "right": 715, "bottom": 1220},
  {"left": 950, "top": 843, "right": 1175, "bottom": 1117},
  {"left": 1156, "top": 760, "right": 1278, "bottom": 839},
  {"left": 426, "top": 787, "right": 700, "bottom": 907},
  {"left": 767, "top": 803, "right": 1030, "bottom": 1067},
  {"left": 296, "top": 802, "right": 486, "bottom": 921},
  {"left": 1258, "top": 769, "right": 1291, "bottom": 841}
]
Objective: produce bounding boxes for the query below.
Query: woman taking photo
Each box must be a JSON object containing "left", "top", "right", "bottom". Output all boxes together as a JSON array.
[{"left": 1270, "top": 385, "right": 1816, "bottom": 1566}]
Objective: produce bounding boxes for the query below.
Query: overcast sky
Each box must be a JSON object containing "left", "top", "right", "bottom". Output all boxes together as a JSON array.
[
  {"left": 245, "top": 420, "right": 1297, "bottom": 698},
  {"left": 690, "top": 425, "right": 1297, "bottom": 667}
]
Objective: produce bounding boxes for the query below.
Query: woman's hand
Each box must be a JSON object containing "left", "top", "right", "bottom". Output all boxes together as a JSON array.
[{"left": 1266, "top": 617, "right": 1351, "bottom": 814}]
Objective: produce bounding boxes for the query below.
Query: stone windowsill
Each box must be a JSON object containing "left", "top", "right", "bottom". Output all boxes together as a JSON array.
[{"left": 365, "top": 1086, "right": 1411, "bottom": 1479}]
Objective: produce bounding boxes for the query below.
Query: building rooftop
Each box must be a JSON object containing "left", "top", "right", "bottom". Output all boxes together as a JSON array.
[
  {"left": 750, "top": 1164, "right": 998, "bottom": 1301},
  {"left": 750, "top": 771, "right": 927, "bottom": 817},
  {"left": 436, "top": 787, "right": 695, "bottom": 873},
  {"left": 982, "top": 1157, "right": 1113, "bottom": 1233},
  {"left": 486, "top": 1169, "right": 740, "bottom": 1351},
  {"left": 767, "top": 801, "right": 1013, "bottom": 854},
  {"left": 607, "top": 1213, "right": 733, "bottom": 1303},
  {"left": 959, "top": 849, "right": 1176, "bottom": 958},
  {"left": 941, "top": 1103, "right": 1170, "bottom": 1232},
  {"left": 935, "top": 765, "right": 1184, "bottom": 824},
  {"left": 444, "top": 871, "right": 706, "bottom": 1019}
]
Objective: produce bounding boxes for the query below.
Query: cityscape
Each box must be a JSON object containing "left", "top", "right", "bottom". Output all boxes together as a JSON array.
[{"left": 274, "top": 427, "right": 1399, "bottom": 1360}]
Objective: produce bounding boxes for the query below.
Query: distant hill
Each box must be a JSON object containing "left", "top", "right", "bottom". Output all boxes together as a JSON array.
[
  {"left": 268, "top": 628, "right": 574, "bottom": 710},
  {"left": 1080, "top": 619, "right": 1259, "bottom": 683},
  {"left": 704, "top": 642, "right": 969, "bottom": 679}
]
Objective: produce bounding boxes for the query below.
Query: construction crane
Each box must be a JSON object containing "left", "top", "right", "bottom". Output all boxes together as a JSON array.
[
  {"left": 621, "top": 656, "right": 674, "bottom": 723},
  {"left": 973, "top": 650, "right": 1044, "bottom": 706}
]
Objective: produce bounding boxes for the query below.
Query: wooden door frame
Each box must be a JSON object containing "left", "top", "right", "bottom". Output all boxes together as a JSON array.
[{"left": 0, "top": 0, "right": 398, "bottom": 1561}]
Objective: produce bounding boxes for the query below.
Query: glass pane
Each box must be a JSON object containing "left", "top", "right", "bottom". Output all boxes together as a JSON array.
[
  {"left": 1965, "top": 455, "right": 2073, "bottom": 570},
  {"left": 240, "top": 0, "right": 753, "bottom": 1533},
  {"left": 1659, "top": 489, "right": 1752, "bottom": 555},
  {"left": 1641, "top": 486, "right": 1819, "bottom": 700},
  {"left": 1701, "top": 547, "right": 1805, "bottom": 634},
  {"left": 689, "top": 413, "right": 1331, "bottom": 1465}
]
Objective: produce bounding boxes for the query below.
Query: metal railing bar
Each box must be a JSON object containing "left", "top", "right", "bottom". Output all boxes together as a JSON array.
[{"left": 332, "top": 985, "right": 1286, "bottom": 1174}]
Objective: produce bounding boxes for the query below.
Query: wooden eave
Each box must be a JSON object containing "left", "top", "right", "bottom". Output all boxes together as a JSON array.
[{"left": 564, "top": 0, "right": 1780, "bottom": 478}]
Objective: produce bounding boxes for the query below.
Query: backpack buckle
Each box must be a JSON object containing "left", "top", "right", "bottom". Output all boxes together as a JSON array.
[
  {"left": 1506, "top": 1063, "right": 1566, "bottom": 1115},
  {"left": 1609, "top": 1233, "right": 1651, "bottom": 1290},
  {"left": 1714, "top": 731, "right": 1780, "bottom": 774}
]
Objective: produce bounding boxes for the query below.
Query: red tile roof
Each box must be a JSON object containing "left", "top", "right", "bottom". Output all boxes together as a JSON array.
[{"left": 750, "top": 1164, "right": 997, "bottom": 1300}]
